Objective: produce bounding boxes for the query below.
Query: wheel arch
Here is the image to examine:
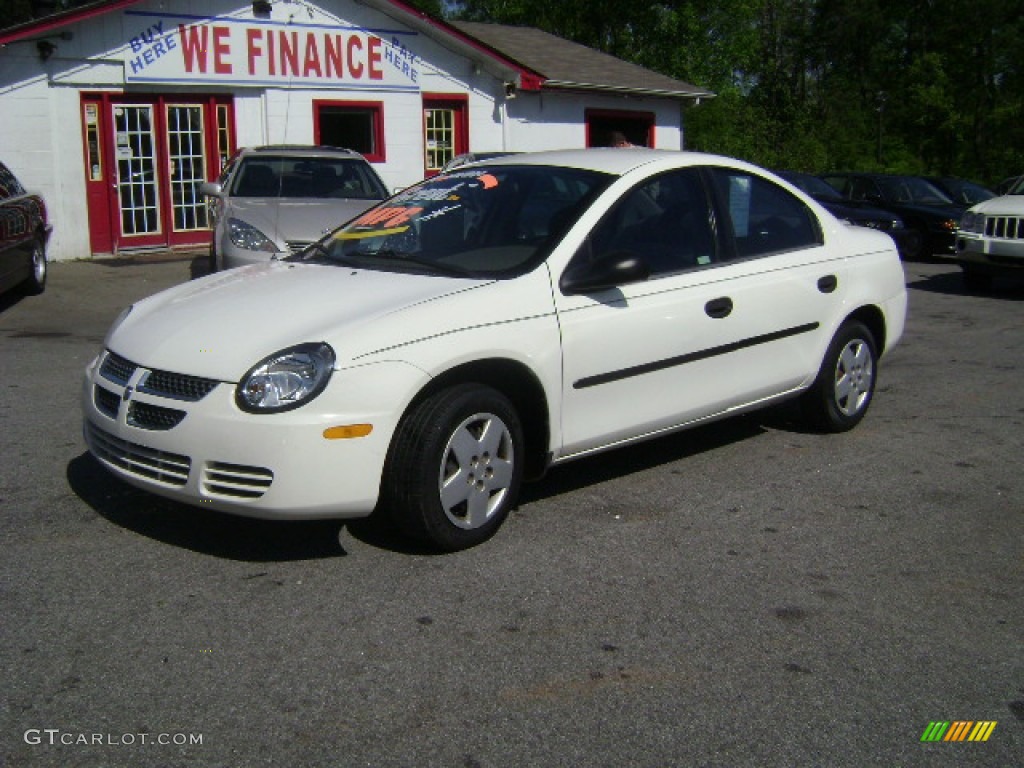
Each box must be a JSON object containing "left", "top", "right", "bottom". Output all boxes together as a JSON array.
[
  {"left": 841, "top": 304, "right": 886, "bottom": 353},
  {"left": 403, "top": 358, "right": 552, "bottom": 480}
]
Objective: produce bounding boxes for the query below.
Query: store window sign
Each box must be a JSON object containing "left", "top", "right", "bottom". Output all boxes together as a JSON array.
[{"left": 122, "top": 13, "right": 420, "bottom": 91}]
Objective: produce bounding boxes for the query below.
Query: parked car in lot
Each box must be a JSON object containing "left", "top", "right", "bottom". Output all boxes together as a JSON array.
[
  {"left": 201, "top": 145, "right": 388, "bottom": 270},
  {"left": 924, "top": 176, "right": 996, "bottom": 208},
  {"left": 952, "top": 174, "right": 1024, "bottom": 290},
  {"left": 83, "top": 149, "right": 907, "bottom": 551},
  {"left": 0, "top": 160, "right": 50, "bottom": 298},
  {"left": 775, "top": 170, "right": 913, "bottom": 257},
  {"left": 820, "top": 172, "right": 962, "bottom": 260}
]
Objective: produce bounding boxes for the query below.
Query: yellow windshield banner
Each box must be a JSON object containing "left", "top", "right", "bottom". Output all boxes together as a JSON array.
[{"left": 335, "top": 225, "right": 410, "bottom": 240}]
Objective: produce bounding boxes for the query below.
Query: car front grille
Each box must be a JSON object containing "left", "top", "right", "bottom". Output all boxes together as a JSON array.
[
  {"left": 127, "top": 401, "right": 187, "bottom": 431},
  {"left": 141, "top": 369, "right": 219, "bottom": 401},
  {"left": 89, "top": 351, "right": 274, "bottom": 501},
  {"left": 101, "top": 351, "right": 219, "bottom": 402},
  {"left": 984, "top": 215, "right": 1024, "bottom": 240},
  {"left": 100, "top": 352, "right": 136, "bottom": 385},
  {"left": 94, "top": 385, "right": 121, "bottom": 419},
  {"left": 202, "top": 462, "right": 274, "bottom": 499},
  {"left": 86, "top": 422, "right": 191, "bottom": 486},
  {"left": 94, "top": 385, "right": 187, "bottom": 431}
]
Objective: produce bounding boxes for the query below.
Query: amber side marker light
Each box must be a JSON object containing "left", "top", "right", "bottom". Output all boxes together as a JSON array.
[{"left": 323, "top": 424, "right": 373, "bottom": 440}]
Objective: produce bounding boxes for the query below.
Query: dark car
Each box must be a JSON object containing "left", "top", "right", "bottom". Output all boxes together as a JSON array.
[
  {"left": 819, "top": 172, "right": 962, "bottom": 260},
  {"left": 0, "top": 161, "right": 50, "bottom": 298},
  {"left": 924, "top": 176, "right": 996, "bottom": 208},
  {"left": 995, "top": 175, "right": 1022, "bottom": 195},
  {"left": 776, "top": 171, "right": 915, "bottom": 258}
]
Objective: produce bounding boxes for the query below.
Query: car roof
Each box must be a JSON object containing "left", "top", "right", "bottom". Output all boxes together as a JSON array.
[
  {"left": 824, "top": 171, "right": 950, "bottom": 185},
  {"left": 452, "top": 147, "right": 756, "bottom": 177},
  {"left": 238, "top": 145, "right": 363, "bottom": 159}
]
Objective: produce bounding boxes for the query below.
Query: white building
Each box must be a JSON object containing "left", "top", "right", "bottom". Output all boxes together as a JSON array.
[{"left": 0, "top": 0, "right": 711, "bottom": 260}]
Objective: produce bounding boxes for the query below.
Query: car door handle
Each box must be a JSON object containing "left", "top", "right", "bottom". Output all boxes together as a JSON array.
[
  {"left": 705, "top": 297, "right": 733, "bottom": 319},
  {"left": 817, "top": 275, "right": 838, "bottom": 293}
]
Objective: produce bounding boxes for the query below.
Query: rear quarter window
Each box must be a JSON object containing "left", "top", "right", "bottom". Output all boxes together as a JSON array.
[{"left": 709, "top": 167, "right": 823, "bottom": 259}]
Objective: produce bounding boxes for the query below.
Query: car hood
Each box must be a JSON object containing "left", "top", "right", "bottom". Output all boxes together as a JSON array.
[
  {"left": 969, "top": 195, "right": 1024, "bottom": 216},
  {"left": 817, "top": 197, "right": 897, "bottom": 223},
  {"left": 884, "top": 200, "right": 962, "bottom": 220},
  {"left": 106, "top": 262, "right": 490, "bottom": 381},
  {"left": 226, "top": 198, "right": 378, "bottom": 244}
]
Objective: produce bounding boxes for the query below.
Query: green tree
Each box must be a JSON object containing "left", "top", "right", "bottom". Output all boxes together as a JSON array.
[{"left": 453, "top": 0, "right": 1024, "bottom": 184}]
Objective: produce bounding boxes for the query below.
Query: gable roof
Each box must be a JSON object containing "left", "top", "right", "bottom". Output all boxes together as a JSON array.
[
  {"left": 1, "top": 0, "right": 712, "bottom": 100},
  {"left": 451, "top": 22, "right": 713, "bottom": 101}
]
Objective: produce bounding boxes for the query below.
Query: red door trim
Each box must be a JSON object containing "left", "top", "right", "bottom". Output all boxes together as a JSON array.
[
  {"left": 80, "top": 92, "right": 235, "bottom": 255},
  {"left": 422, "top": 93, "right": 469, "bottom": 177}
]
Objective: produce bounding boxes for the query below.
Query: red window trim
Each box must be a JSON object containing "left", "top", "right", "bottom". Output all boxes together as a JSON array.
[
  {"left": 422, "top": 93, "right": 469, "bottom": 177},
  {"left": 313, "top": 99, "right": 386, "bottom": 163}
]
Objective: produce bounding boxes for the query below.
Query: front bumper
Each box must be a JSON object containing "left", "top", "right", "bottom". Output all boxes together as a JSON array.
[
  {"left": 926, "top": 229, "right": 957, "bottom": 256},
  {"left": 951, "top": 233, "right": 1024, "bottom": 272},
  {"left": 81, "top": 351, "right": 428, "bottom": 519}
]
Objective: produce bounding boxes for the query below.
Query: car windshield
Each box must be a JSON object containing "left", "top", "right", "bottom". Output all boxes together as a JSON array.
[
  {"left": 300, "top": 164, "right": 613, "bottom": 278},
  {"left": 229, "top": 155, "right": 387, "bottom": 200},
  {"left": 1009, "top": 176, "right": 1024, "bottom": 195},
  {"left": 783, "top": 173, "right": 843, "bottom": 202},
  {"left": 876, "top": 176, "right": 953, "bottom": 205},
  {"left": 942, "top": 180, "right": 994, "bottom": 205}
]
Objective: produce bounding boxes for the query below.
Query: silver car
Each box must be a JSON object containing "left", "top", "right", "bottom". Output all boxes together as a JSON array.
[{"left": 202, "top": 145, "right": 388, "bottom": 270}]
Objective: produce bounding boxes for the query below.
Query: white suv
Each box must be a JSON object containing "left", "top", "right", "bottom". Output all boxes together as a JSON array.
[{"left": 954, "top": 175, "right": 1024, "bottom": 290}]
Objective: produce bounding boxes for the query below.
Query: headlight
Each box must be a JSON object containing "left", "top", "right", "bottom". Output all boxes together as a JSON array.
[
  {"left": 960, "top": 211, "right": 981, "bottom": 233},
  {"left": 236, "top": 343, "right": 336, "bottom": 413},
  {"left": 228, "top": 218, "right": 281, "bottom": 253}
]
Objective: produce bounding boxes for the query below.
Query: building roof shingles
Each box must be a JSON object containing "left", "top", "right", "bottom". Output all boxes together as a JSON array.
[{"left": 451, "top": 21, "right": 712, "bottom": 100}]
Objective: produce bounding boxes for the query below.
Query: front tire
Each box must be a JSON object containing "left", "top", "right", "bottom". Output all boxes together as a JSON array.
[
  {"left": 20, "top": 236, "right": 47, "bottom": 295},
  {"left": 801, "top": 322, "right": 878, "bottom": 432},
  {"left": 900, "top": 229, "right": 925, "bottom": 261},
  {"left": 382, "top": 384, "right": 524, "bottom": 551}
]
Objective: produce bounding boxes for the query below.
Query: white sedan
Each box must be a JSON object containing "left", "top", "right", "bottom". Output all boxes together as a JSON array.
[{"left": 82, "top": 149, "right": 907, "bottom": 551}]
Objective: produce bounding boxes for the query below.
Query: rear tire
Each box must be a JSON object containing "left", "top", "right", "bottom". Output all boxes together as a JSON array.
[
  {"left": 801, "top": 321, "right": 878, "bottom": 432},
  {"left": 382, "top": 384, "right": 524, "bottom": 551}
]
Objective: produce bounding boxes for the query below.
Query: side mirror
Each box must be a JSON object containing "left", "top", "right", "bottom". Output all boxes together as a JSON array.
[
  {"left": 560, "top": 250, "right": 650, "bottom": 295},
  {"left": 199, "top": 181, "right": 223, "bottom": 197}
]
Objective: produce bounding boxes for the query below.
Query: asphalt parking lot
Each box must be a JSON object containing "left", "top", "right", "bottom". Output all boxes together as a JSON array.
[{"left": 1, "top": 255, "right": 1021, "bottom": 767}]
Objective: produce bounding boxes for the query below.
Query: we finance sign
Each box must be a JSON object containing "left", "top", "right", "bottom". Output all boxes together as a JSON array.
[{"left": 121, "top": 11, "right": 421, "bottom": 91}]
